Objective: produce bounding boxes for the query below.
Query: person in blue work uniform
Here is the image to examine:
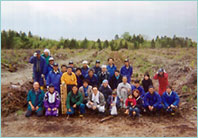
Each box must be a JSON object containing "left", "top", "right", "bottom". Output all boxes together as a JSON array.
[
  {"left": 131, "top": 79, "right": 145, "bottom": 99},
  {"left": 81, "top": 60, "right": 89, "bottom": 77},
  {"left": 46, "top": 63, "right": 62, "bottom": 93},
  {"left": 68, "top": 60, "right": 76, "bottom": 73},
  {"left": 107, "top": 58, "right": 117, "bottom": 79},
  {"left": 85, "top": 69, "right": 98, "bottom": 86},
  {"left": 161, "top": 85, "right": 180, "bottom": 116},
  {"left": 93, "top": 60, "right": 102, "bottom": 75},
  {"left": 29, "top": 50, "right": 47, "bottom": 90},
  {"left": 45, "top": 57, "right": 54, "bottom": 80},
  {"left": 120, "top": 59, "right": 133, "bottom": 83}
]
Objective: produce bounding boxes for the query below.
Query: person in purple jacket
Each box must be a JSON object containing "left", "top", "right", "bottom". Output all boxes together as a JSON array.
[
  {"left": 161, "top": 85, "right": 180, "bottom": 116},
  {"left": 44, "top": 84, "right": 61, "bottom": 117},
  {"left": 120, "top": 59, "right": 133, "bottom": 83}
]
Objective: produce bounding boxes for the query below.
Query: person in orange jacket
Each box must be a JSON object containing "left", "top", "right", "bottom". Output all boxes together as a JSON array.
[{"left": 153, "top": 68, "right": 168, "bottom": 96}]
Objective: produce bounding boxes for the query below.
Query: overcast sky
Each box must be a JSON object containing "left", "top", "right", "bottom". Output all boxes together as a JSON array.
[{"left": 1, "top": 1, "right": 197, "bottom": 41}]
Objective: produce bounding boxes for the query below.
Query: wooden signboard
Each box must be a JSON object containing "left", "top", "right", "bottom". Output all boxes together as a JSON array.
[{"left": 60, "top": 84, "right": 67, "bottom": 114}]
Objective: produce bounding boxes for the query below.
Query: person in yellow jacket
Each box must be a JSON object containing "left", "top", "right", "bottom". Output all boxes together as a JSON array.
[{"left": 61, "top": 66, "right": 77, "bottom": 93}]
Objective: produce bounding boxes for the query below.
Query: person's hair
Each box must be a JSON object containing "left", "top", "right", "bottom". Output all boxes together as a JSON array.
[
  {"left": 61, "top": 64, "right": 67, "bottom": 68},
  {"left": 72, "top": 85, "right": 78, "bottom": 89},
  {"left": 128, "top": 93, "right": 133, "bottom": 97},
  {"left": 108, "top": 57, "right": 114, "bottom": 61},
  {"left": 132, "top": 89, "right": 140, "bottom": 97},
  {"left": 75, "top": 68, "right": 82, "bottom": 72},
  {"left": 166, "top": 85, "right": 172, "bottom": 90},
  {"left": 92, "top": 85, "right": 98, "bottom": 89},
  {"left": 115, "top": 70, "right": 120, "bottom": 73},
  {"left": 88, "top": 69, "right": 94, "bottom": 73},
  {"left": 134, "top": 79, "right": 140, "bottom": 84},
  {"left": 144, "top": 72, "right": 150, "bottom": 78},
  {"left": 83, "top": 79, "right": 89, "bottom": 84}
]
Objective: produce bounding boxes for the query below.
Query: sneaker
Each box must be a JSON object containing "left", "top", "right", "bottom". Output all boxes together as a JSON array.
[
  {"left": 171, "top": 112, "right": 175, "bottom": 116},
  {"left": 79, "top": 114, "right": 84, "bottom": 118}
]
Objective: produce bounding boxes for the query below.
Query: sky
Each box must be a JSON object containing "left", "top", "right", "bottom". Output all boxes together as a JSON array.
[{"left": 1, "top": 1, "right": 197, "bottom": 41}]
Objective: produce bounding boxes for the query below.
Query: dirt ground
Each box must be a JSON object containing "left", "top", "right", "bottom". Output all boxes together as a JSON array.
[{"left": 1, "top": 48, "right": 197, "bottom": 137}]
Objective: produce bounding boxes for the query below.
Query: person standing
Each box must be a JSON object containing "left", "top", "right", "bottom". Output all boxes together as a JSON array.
[
  {"left": 109, "top": 70, "right": 123, "bottom": 91},
  {"left": 42, "top": 48, "right": 51, "bottom": 65},
  {"left": 107, "top": 58, "right": 117, "bottom": 79},
  {"left": 29, "top": 50, "right": 47, "bottom": 90},
  {"left": 93, "top": 60, "right": 102, "bottom": 75},
  {"left": 75, "top": 68, "right": 84, "bottom": 88},
  {"left": 120, "top": 59, "right": 133, "bottom": 83},
  {"left": 98, "top": 65, "right": 110, "bottom": 86},
  {"left": 81, "top": 60, "right": 89, "bottom": 77},
  {"left": 153, "top": 68, "right": 168, "bottom": 96},
  {"left": 142, "top": 73, "right": 153, "bottom": 93}
]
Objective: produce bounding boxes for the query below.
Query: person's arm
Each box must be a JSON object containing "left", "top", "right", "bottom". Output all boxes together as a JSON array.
[
  {"left": 125, "top": 99, "right": 129, "bottom": 107},
  {"left": 164, "top": 72, "right": 168, "bottom": 79},
  {"left": 74, "top": 74, "right": 77, "bottom": 85},
  {"left": 120, "top": 67, "right": 123, "bottom": 75},
  {"left": 144, "top": 94, "right": 149, "bottom": 107},
  {"left": 117, "top": 84, "right": 121, "bottom": 99},
  {"left": 172, "top": 92, "right": 180, "bottom": 106},
  {"left": 29, "top": 56, "right": 35, "bottom": 64},
  {"left": 61, "top": 73, "right": 65, "bottom": 84},
  {"left": 141, "top": 87, "right": 145, "bottom": 98},
  {"left": 37, "top": 91, "right": 45, "bottom": 107},
  {"left": 153, "top": 73, "right": 159, "bottom": 80},
  {"left": 55, "top": 93, "right": 61, "bottom": 108},
  {"left": 161, "top": 94, "right": 169, "bottom": 108},
  {"left": 153, "top": 94, "right": 162, "bottom": 108},
  {"left": 43, "top": 93, "right": 49, "bottom": 109}
]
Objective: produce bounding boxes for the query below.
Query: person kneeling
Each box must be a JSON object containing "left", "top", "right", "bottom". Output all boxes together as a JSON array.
[
  {"left": 86, "top": 86, "right": 106, "bottom": 114},
  {"left": 107, "top": 91, "right": 120, "bottom": 116},
  {"left": 44, "top": 84, "right": 60, "bottom": 117},
  {"left": 66, "top": 85, "right": 85, "bottom": 118},
  {"left": 162, "top": 85, "right": 180, "bottom": 116},
  {"left": 144, "top": 86, "right": 163, "bottom": 115}
]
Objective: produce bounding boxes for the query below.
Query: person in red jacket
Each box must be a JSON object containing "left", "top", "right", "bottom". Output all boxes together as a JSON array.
[
  {"left": 153, "top": 68, "right": 168, "bottom": 96},
  {"left": 124, "top": 93, "right": 136, "bottom": 117}
]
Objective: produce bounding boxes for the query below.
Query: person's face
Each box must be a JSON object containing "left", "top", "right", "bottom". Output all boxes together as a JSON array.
[
  {"left": 53, "top": 66, "right": 58, "bottom": 71},
  {"left": 103, "top": 82, "right": 108, "bottom": 87},
  {"left": 122, "top": 77, "right": 127, "bottom": 83},
  {"left": 67, "top": 68, "right": 72, "bottom": 73},
  {"left": 102, "top": 67, "right": 106, "bottom": 72},
  {"left": 135, "top": 83, "right": 140, "bottom": 88},
  {"left": 69, "top": 64, "right": 74, "bottom": 67},
  {"left": 166, "top": 88, "right": 172, "bottom": 93},
  {"left": 72, "top": 87, "right": 78, "bottom": 94},
  {"left": 133, "top": 91, "right": 139, "bottom": 98},
  {"left": 124, "top": 61, "right": 129, "bottom": 66},
  {"left": 76, "top": 70, "right": 81, "bottom": 75},
  {"left": 93, "top": 88, "right": 98, "bottom": 95},
  {"left": 36, "top": 53, "right": 41, "bottom": 58},
  {"left": 159, "top": 72, "right": 163, "bottom": 76},
  {"left": 96, "top": 63, "right": 100, "bottom": 67},
  {"left": 33, "top": 82, "right": 40, "bottom": 90},
  {"left": 108, "top": 59, "right": 113, "bottom": 65},
  {"left": 61, "top": 67, "right": 67, "bottom": 73},
  {"left": 144, "top": 75, "right": 149, "bottom": 80},
  {"left": 49, "top": 60, "right": 54, "bottom": 65},
  {"left": 89, "top": 71, "right": 94, "bottom": 77},
  {"left": 83, "top": 82, "right": 88, "bottom": 87},
  {"left": 115, "top": 72, "right": 119, "bottom": 77},
  {"left": 49, "top": 87, "right": 55, "bottom": 93},
  {"left": 128, "top": 95, "right": 133, "bottom": 99},
  {"left": 44, "top": 52, "right": 49, "bottom": 56},
  {"left": 112, "top": 94, "right": 116, "bottom": 97},
  {"left": 83, "top": 63, "right": 87, "bottom": 67},
  {"left": 149, "top": 88, "right": 154, "bottom": 94}
]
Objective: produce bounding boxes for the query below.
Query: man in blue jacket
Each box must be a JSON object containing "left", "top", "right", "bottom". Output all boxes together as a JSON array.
[
  {"left": 144, "top": 85, "right": 162, "bottom": 115},
  {"left": 25, "top": 82, "right": 45, "bottom": 117},
  {"left": 29, "top": 50, "right": 47, "bottom": 90},
  {"left": 131, "top": 80, "right": 145, "bottom": 99},
  {"left": 107, "top": 58, "right": 117, "bottom": 79},
  {"left": 81, "top": 60, "right": 89, "bottom": 77},
  {"left": 161, "top": 85, "right": 180, "bottom": 115},
  {"left": 93, "top": 60, "right": 102, "bottom": 75},
  {"left": 120, "top": 59, "right": 133, "bottom": 83},
  {"left": 85, "top": 69, "right": 98, "bottom": 86},
  {"left": 45, "top": 57, "right": 54, "bottom": 80},
  {"left": 46, "top": 63, "right": 62, "bottom": 93}
]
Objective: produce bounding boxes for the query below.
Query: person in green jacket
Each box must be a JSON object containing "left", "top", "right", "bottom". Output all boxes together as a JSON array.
[
  {"left": 25, "top": 82, "right": 45, "bottom": 117},
  {"left": 66, "top": 85, "right": 85, "bottom": 118},
  {"left": 42, "top": 49, "right": 51, "bottom": 65}
]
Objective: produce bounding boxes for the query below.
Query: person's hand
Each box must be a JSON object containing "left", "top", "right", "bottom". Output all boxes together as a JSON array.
[
  {"left": 31, "top": 105, "right": 35, "bottom": 111},
  {"left": 41, "top": 74, "right": 45, "bottom": 78},
  {"left": 125, "top": 109, "right": 129, "bottom": 115},
  {"left": 35, "top": 106, "right": 39, "bottom": 111},
  {"left": 34, "top": 52, "right": 37, "bottom": 57},
  {"left": 170, "top": 104, "right": 176, "bottom": 108},
  {"left": 92, "top": 106, "right": 97, "bottom": 110},
  {"left": 148, "top": 106, "right": 153, "bottom": 111},
  {"left": 73, "top": 104, "right": 77, "bottom": 108},
  {"left": 167, "top": 106, "right": 170, "bottom": 109},
  {"left": 68, "top": 108, "right": 71, "bottom": 112},
  {"left": 89, "top": 102, "right": 93, "bottom": 105},
  {"left": 53, "top": 108, "right": 57, "bottom": 111},
  {"left": 48, "top": 108, "right": 51, "bottom": 111},
  {"left": 131, "top": 103, "right": 134, "bottom": 106}
]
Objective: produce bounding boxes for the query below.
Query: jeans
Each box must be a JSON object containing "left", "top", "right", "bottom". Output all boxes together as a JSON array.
[
  {"left": 25, "top": 109, "right": 43, "bottom": 117},
  {"left": 129, "top": 107, "right": 140, "bottom": 116},
  {"left": 67, "top": 103, "right": 85, "bottom": 115}
]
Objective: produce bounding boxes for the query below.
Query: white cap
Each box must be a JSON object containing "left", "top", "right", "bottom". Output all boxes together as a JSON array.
[
  {"left": 44, "top": 49, "right": 50, "bottom": 55},
  {"left": 49, "top": 57, "right": 54, "bottom": 61},
  {"left": 82, "top": 60, "right": 88, "bottom": 64},
  {"left": 101, "top": 65, "right": 107, "bottom": 68}
]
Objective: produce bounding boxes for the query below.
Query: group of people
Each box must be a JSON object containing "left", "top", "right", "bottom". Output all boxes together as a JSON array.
[{"left": 26, "top": 49, "right": 180, "bottom": 118}]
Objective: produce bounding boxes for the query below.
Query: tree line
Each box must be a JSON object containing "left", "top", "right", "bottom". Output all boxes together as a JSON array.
[{"left": 1, "top": 30, "right": 197, "bottom": 51}]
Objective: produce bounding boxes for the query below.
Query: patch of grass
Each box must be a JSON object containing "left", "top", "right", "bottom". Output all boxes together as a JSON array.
[
  {"left": 16, "top": 110, "right": 23, "bottom": 116},
  {"left": 182, "top": 85, "right": 188, "bottom": 92}
]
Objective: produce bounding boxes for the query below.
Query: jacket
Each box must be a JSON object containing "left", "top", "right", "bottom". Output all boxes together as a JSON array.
[
  {"left": 27, "top": 89, "right": 45, "bottom": 111},
  {"left": 125, "top": 98, "right": 136, "bottom": 108},
  {"left": 85, "top": 74, "right": 98, "bottom": 86},
  {"left": 29, "top": 56, "right": 47, "bottom": 75},
  {"left": 120, "top": 65, "right": 133, "bottom": 83},
  {"left": 107, "top": 64, "right": 117, "bottom": 78},
  {"left": 99, "top": 85, "right": 112, "bottom": 101},
  {"left": 109, "top": 74, "right": 123, "bottom": 90},
  {"left": 98, "top": 71, "right": 110, "bottom": 86},
  {"left": 144, "top": 92, "right": 161, "bottom": 108},
  {"left": 79, "top": 85, "right": 92, "bottom": 100},
  {"left": 61, "top": 72, "right": 77, "bottom": 85},
  {"left": 46, "top": 70, "right": 62, "bottom": 93},
  {"left": 81, "top": 66, "right": 89, "bottom": 77},
  {"left": 76, "top": 74, "right": 84, "bottom": 88},
  {"left": 142, "top": 78, "right": 153, "bottom": 93},
  {"left": 161, "top": 91, "right": 180, "bottom": 108},
  {"left": 66, "top": 91, "right": 83, "bottom": 109},
  {"left": 88, "top": 91, "right": 106, "bottom": 106},
  {"left": 93, "top": 66, "right": 102, "bottom": 75},
  {"left": 41, "top": 54, "right": 50, "bottom": 65},
  {"left": 44, "top": 91, "right": 60, "bottom": 109}
]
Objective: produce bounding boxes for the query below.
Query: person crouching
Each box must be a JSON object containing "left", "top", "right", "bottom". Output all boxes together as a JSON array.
[
  {"left": 124, "top": 93, "right": 137, "bottom": 118},
  {"left": 107, "top": 91, "right": 120, "bottom": 116},
  {"left": 44, "top": 84, "right": 60, "bottom": 116}
]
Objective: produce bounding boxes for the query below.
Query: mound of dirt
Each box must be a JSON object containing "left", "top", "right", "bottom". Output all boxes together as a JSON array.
[{"left": 1, "top": 81, "right": 33, "bottom": 117}]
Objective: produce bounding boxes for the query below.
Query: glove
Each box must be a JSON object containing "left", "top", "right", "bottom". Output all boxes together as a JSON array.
[{"left": 34, "top": 52, "right": 37, "bottom": 57}]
